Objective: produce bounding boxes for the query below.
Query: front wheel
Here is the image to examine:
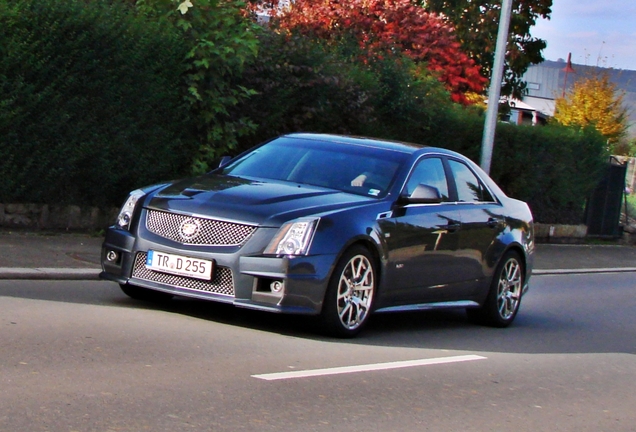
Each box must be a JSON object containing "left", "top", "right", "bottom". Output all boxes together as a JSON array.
[
  {"left": 467, "top": 251, "right": 524, "bottom": 327},
  {"left": 320, "top": 246, "right": 377, "bottom": 338}
]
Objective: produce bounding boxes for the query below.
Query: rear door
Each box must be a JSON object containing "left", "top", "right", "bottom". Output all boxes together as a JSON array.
[{"left": 446, "top": 158, "right": 505, "bottom": 293}]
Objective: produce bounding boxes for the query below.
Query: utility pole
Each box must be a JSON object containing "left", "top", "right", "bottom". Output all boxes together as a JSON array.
[{"left": 480, "top": 0, "right": 514, "bottom": 175}]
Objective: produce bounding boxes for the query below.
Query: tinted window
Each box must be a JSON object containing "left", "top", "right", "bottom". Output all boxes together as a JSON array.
[
  {"left": 221, "top": 137, "right": 407, "bottom": 197},
  {"left": 405, "top": 157, "right": 449, "bottom": 200},
  {"left": 448, "top": 159, "right": 494, "bottom": 202}
]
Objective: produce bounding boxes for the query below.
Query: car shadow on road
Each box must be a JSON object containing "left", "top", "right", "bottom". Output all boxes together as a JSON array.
[
  {"left": 2, "top": 277, "right": 635, "bottom": 356},
  {"left": 113, "top": 289, "right": 636, "bottom": 357}
]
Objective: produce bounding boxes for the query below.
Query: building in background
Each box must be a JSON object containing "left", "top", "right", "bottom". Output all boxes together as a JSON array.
[
  {"left": 521, "top": 65, "right": 561, "bottom": 117},
  {"left": 503, "top": 64, "right": 561, "bottom": 126}
]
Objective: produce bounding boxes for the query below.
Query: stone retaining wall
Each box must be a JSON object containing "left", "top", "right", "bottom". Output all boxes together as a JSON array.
[
  {"left": 0, "top": 203, "right": 118, "bottom": 231},
  {"left": 534, "top": 223, "right": 588, "bottom": 243}
]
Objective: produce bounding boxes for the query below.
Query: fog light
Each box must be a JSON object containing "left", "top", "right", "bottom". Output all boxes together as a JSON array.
[
  {"left": 106, "top": 250, "right": 118, "bottom": 262},
  {"left": 270, "top": 280, "right": 284, "bottom": 293}
]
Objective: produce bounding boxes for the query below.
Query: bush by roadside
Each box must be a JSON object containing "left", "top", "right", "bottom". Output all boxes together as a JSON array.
[
  {"left": 0, "top": 0, "right": 197, "bottom": 207},
  {"left": 233, "top": 31, "right": 454, "bottom": 152},
  {"left": 0, "top": 0, "right": 609, "bottom": 226},
  {"left": 233, "top": 31, "right": 608, "bottom": 224},
  {"left": 483, "top": 124, "right": 608, "bottom": 224}
]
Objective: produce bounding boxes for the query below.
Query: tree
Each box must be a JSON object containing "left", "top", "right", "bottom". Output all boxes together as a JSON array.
[
  {"left": 553, "top": 72, "right": 628, "bottom": 151},
  {"left": 135, "top": 0, "right": 260, "bottom": 172},
  {"left": 422, "top": 0, "right": 552, "bottom": 98},
  {"left": 262, "top": 0, "right": 486, "bottom": 105}
]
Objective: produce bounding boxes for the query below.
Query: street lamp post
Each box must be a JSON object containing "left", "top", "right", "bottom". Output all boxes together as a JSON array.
[
  {"left": 561, "top": 52, "right": 576, "bottom": 97},
  {"left": 480, "top": 0, "right": 514, "bottom": 175}
]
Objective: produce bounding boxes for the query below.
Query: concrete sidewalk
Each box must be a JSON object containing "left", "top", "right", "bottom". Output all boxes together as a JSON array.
[
  {"left": 0, "top": 232, "right": 102, "bottom": 280},
  {"left": 1, "top": 231, "right": 636, "bottom": 280}
]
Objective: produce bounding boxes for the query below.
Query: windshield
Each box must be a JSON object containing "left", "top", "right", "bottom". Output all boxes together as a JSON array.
[{"left": 220, "top": 137, "right": 407, "bottom": 197}]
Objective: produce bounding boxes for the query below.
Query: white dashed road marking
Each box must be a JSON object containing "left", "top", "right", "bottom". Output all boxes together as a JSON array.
[{"left": 252, "top": 354, "right": 487, "bottom": 381}]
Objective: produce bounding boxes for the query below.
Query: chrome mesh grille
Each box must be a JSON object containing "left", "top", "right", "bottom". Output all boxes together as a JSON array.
[
  {"left": 132, "top": 252, "right": 234, "bottom": 297},
  {"left": 146, "top": 210, "right": 256, "bottom": 246}
]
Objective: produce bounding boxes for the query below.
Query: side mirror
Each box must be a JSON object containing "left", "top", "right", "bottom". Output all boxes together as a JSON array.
[
  {"left": 218, "top": 156, "right": 232, "bottom": 168},
  {"left": 403, "top": 184, "right": 442, "bottom": 204}
]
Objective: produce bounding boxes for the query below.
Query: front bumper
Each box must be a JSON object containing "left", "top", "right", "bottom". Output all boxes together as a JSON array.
[{"left": 100, "top": 226, "right": 336, "bottom": 315}]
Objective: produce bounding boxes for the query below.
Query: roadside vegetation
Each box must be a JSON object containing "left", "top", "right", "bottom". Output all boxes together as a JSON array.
[
  {"left": 0, "top": 0, "right": 609, "bottom": 224},
  {"left": 553, "top": 71, "right": 629, "bottom": 153}
]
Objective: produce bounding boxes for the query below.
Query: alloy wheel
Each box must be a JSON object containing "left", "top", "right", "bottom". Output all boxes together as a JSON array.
[
  {"left": 496, "top": 258, "right": 522, "bottom": 320},
  {"left": 336, "top": 254, "right": 375, "bottom": 331}
]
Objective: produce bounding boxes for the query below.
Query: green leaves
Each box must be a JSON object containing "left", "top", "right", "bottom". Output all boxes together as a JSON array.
[
  {"left": 0, "top": 0, "right": 196, "bottom": 206},
  {"left": 423, "top": 0, "right": 552, "bottom": 98},
  {"left": 139, "top": 0, "right": 259, "bottom": 172}
]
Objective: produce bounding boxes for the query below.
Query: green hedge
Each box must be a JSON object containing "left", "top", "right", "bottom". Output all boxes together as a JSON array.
[
  {"left": 489, "top": 124, "right": 608, "bottom": 224},
  {"left": 234, "top": 31, "right": 608, "bottom": 224},
  {"left": 0, "top": 0, "right": 197, "bottom": 207},
  {"left": 233, "top": 30, "right": 454, "bottom": 150},
  {"left": 0, "top": 2, "right": 608, "bottom": 224}
]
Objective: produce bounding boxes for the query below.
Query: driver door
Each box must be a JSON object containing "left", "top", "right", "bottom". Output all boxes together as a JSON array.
[{"left": 382, "top": 157, "right": 464, "bottom": 306}]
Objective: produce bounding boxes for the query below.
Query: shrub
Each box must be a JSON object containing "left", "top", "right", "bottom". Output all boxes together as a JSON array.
[
  {"left": 0, "top": 0, "right": 196, "bottom": 206},
  {"left": 486, "top": 124, "right": 608, "bottom": 224},
  {"left": 234, "top": 30, "right": 454, "bottom": 151},
  {"left": 135, "top": 0, "right": 260, "bottom": 173},
  {"left": 0, "top": 2, "right": 609, "bottom": 225}
]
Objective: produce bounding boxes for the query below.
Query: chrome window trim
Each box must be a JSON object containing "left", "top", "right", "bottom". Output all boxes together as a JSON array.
[
  {"left": 445, "top": 156, "right": 499, "bottom": 204},
  {"left": 399, "top": 152, "right": 501, "bottom": 205},
  {"left": 398, "top": 152, "right": 451, "bottom": 203}
]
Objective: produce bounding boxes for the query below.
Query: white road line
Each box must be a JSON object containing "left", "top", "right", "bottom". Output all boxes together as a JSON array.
[
  {"left": 533, "top": 268, "right": 636, "bottom": 275},
  {"left": 252, "top": 354, "right": 487, "bottom": 381}
]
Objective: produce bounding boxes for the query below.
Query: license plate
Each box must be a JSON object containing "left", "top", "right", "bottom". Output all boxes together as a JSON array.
[{"left": 146, "top": 250, "right": 213, "bottom": 281}]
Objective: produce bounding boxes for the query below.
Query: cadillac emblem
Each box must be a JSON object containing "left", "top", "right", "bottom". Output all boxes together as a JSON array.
[{"left": 178, "top": 218, "right": 202, "bottom": 241}]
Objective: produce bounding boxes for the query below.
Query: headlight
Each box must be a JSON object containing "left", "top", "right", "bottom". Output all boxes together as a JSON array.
[
  {"left": 116, "top": 189, "right": 145, "bottom": 230},
  {"left": 264, "top": 218, "right": 320, "bottom": 256}
]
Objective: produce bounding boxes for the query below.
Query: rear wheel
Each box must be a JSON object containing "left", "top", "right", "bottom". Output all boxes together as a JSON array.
[
  {"left": 320, "top": 246, "right": 376, "bottom": 338},
  {"left": 119, "top": 283, "right": 173, "bottom": 303},
  {"left": 467, "top": 251, "right": 524, "bottom": 327}
]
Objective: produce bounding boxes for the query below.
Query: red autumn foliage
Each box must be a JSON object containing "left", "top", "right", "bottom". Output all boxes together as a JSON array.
[{"left": 258, "top": 0, "right": 486, "bottom": 104}]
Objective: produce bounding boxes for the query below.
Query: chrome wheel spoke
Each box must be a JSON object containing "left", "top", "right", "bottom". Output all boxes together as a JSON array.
[
  {"left": 358, "top": 265, "right": 372, "bottom": 284},
  {"left": 499, "top": 296, "right": 512, "bottom": 316},
  {"left": 335, "top": 253, "right": 375, "bottom": 330},
  {"left": 352, "top": 294, "right": 370, "bottom": 313},
  {"left": 497, "top": 259, "right": 522, "bottom": 320},
  {"left": 337, "top": 281, "right": 351, "bottom": 301},
  {"left": 339, "top": 301, "right": 353, "bottom": 323}
]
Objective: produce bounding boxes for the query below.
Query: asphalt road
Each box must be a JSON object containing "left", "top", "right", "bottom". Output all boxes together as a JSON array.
[{"left": 1, "top": 273, "right": 636, "bottom": 431}]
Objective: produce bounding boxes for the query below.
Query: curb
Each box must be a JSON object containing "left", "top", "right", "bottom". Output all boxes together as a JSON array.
[{"left": 0, "top": 268, "right": 101, "bottom": 280}]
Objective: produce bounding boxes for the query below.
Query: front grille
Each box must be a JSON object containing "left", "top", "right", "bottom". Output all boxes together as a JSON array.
[
  {"left": 146, "top": 210, "right": 256, "bottom": 246},
  {"left": 132, "top": 252, "right": 234, "bottom": 297}
]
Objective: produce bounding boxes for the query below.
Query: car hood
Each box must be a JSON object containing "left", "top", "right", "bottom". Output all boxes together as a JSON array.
[{"left": 145, "top": 174, "right": 378, "bottom": 226}]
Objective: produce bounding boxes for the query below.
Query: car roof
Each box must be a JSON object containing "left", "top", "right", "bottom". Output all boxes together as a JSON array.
[{"left": 283, "top": 133, "right": 430, "bottom": 155}]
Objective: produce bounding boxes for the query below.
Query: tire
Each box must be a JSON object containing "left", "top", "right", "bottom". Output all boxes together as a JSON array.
[
  {"left": 320, "top": 246, "right": 377, "bottom": 338},
  {"left": 120, "top": 283, "right": 173, "bottom": 303},
  {"left": 467, "top": 251, "right": 524, "bottom": 328}
]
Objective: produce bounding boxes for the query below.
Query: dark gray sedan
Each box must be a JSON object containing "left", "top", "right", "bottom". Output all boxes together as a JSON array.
[{"left": 100, "top": 133, "right": 534, "bottom": 337}]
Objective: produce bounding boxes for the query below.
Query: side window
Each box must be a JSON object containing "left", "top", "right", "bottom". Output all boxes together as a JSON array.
[
  {"left": 448, "top": 159, "right": 494, "bottom": 202},
  {"left": 405, "top": 157, "right": 449, "bottom": 200}
]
